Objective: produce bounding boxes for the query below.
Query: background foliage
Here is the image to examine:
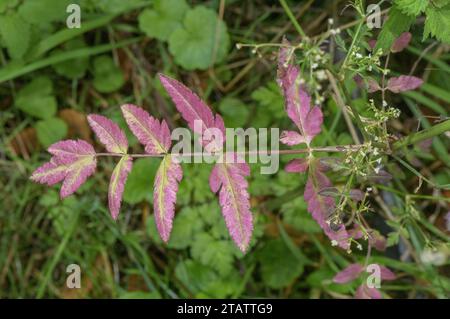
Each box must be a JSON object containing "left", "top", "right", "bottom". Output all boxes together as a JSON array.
[{"left": 0, "top": 0, "right": 449, "bottom": 298}]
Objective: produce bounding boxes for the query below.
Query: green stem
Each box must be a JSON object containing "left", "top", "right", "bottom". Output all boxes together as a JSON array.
[
  {"left": 279, "top": 0, "right": 307, "bottom": 39},
  {"left": 392, "top": 119, "right": 450, "bottom": 150}
]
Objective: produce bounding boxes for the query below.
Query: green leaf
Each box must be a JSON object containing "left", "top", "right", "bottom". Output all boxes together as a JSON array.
[
  {"left": 92, "top": 55, "right": 124, "bottom": 93},
  {"left": 375, "top": 6, "right": 415, "bottom": 54},
  {"left": 191, "top": 233, "right": 235, "bottom": 276},
  {"left": 167, "top": 207, "right": 204, "bottom": 249},
  {"left": 177, "top": 164, "right": 215, "bottom": 205},
  {"left": 35, "top": 117, "right": 68, "bottom": 148},
  {"left": 281, "top": 197, "right": 321, "bottom": 233},
  {"left": 0, "top": 13, "right": 30, "bottom": 59},
  {"left": 257, "top": 239, "right": 304, "bottom": 289},
  {"left": 18, "top": 0, "right": 72, "bottom": 25},
  {"left": 15, "top": 76, "right": 57, "bottom": 119},
  {"left": 168, "top": 6, "right": 230, "bottom": 70},
  {"left": 218, "top": 98, "right": 250, "bottom": 127},
  {"left": 52, "top": 37, "right": 89, "bottom": 79},
  {"left": 138, "top": 0, "right": 189, "bottom": 41},
  {"left": 423, "top": 5, "right": 450, "bottom": 44},
  {"left": 394, "top": 0, "right": 428, "bottom": 16},
  {"left": 123, "top": 158, "right": 159, "bottom": 204},
  {"left": 0, "top": 0, "right": 19, "bottom": 13},
  {"left": 387, "top": 232, "right": 400, "bottom": 247},
  {"left": 175, "top": 260, "right": 240, "bottom": 298},
  {"left": 251, "top": 82, "right": 285, "bottom": 120}
]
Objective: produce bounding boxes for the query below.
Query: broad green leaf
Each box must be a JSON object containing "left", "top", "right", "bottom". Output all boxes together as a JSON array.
[
  {"left": 168, "top": 6, "right": 230, "bottom": 70},
  {"left": 15, "top": 76, "right": 57, "bottom": 119},
  {"left": 191, "top": 233, "right": 235, "bottom": 276},
  {"left": 375, "top": 6, "right": 415, "bottom": 54},
  {"left": 394, "top": 0, "right": 428, "bottom": 16},
  {"left": 423, "top": 5, "right": 450, "bottom": 44},
  {"left": 18, "top": 0, "right": 72, "bottom": 25},
  {"left": 167, "top": 207, "right": 203, "bottom": 249},
  {"left": 52, "top": 37, "right": 89, "bottom": 79},
  {"left": 123, "top": 158, "right": 159, "bottom": 204},
  {"left": 257, "top": 239, "right": 304, "bottom": 289},
  {"left": 218, "top": 98, "right": 249, "bottom": 127},
  {"left": 138, "top": 0, "right": 189, "bottom": 41},
  {"left": 0, "top": 0, "right": 19, "bottom": 13},
  {"left": 0, "top": 13, "right": 30, "bottom": 59},
  {"left": 92, "top": 55, "right": 124, "bottom": 93},
  {"left": 35, "top": 117, "right": 68, "bottom": 147}
]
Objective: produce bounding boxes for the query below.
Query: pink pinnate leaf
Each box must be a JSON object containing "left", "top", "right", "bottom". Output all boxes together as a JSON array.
[
  {"left": 304, "top": 165, "right": 350, "bottom": 249},
  {"left": 280, "top": 130, "right": 305, "bottom": 146},
  {"left": 31, "top": 139, "right": 97, "bottom": 198},
  {"left": 153, "top": 155, "right": 183, "bottom": 242},
  {"left": 209, "top": 160, "right": 253, "bottom": 252},
  {"left": 158, "top": 73, "right": 225, "bottom": 150},
  {"left": 391, "top": 32, "right": 412, "bottom": 53},
  {"left": 355, "top": 284, "right": 382, "bottom": 299},
  {"left": 386, "top": 76, "right": 423, "bottom": 93},
  {"left": 87, "top": 114, "right": 128, "bottom": 154},
  {"left": 277, "top": 46, "right": 323, "bottom": 145},
  {"left": 285, "top": 158, "right": 309, "bottom": 173},
  {"left": 108, "top": 155, "right": 133, "bottom": 220},
  {"left": 333, "top": 263, "right": 364, "bottom": 284},
  {"left": 121, "top": 104, "right": 171, "bottom": 154}
]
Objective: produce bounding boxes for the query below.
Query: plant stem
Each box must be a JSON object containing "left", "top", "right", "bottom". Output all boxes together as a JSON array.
[
  {"left": 392, "top": 119, "right": 450, "bottom": 150},
  {"left": 94, "top": 145, "right": 363, "bottom": 158},
  {"left": 279, "top": 0, "right": 307, "bottom": 39}
]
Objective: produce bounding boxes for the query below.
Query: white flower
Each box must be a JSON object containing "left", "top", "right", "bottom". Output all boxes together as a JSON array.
[
  {"left": 331, "top": 240, "right": 338, "bottom": 246},
  {"left": 328, "top": 18, "right": 334, "bottom": 25}
]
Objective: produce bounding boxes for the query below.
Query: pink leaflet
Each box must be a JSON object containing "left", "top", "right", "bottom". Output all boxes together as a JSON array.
[
  {"left": 30, "top": 139, "right": 97, "bottom": 198},
  {"left": 355, "top": 284, "right": 382, "bottom": 299},
  {"left": 121, "top": 104, "right": 171, "bottom": 154},
  {"left": 369, "top": 231, "right": 387, "bottom": 251},
  {"left": 379, "top": 266, "right": 396, "bottom": 281},
  {"left": 280, "top": 130, "right": 305, "bottom": 146},
  {"left": 304, "top": 167, "right": 350, "bottom": 249},
  {"left": 153, "top": 155, "right": 183, "bottom": 242},
  {"left": 158, "top": 73, "right": 225, "bottom": 150},
  {"left": 30, "top": 160, "right": 68, "bottom": 186},
  {"left": 391, "top": 32, "right": 412, "bottom": 53},
  {"left": 87, "top": 114, "right": 128, "bottom": 154},
  {"left": 285, "top": 158, "right": 309, "bottom": 173},
  {"left": 48, "top": 139, "right": 96, "bottom": 160},
  {"left": 333, "top": 263, "right": 364, "bottom": 284},
  {"left": 108, "top": 155, "right": 133, "bottom": 220},
  {"left": 209, "top": 161, "right": 253, "bottom": 252},
  {"left": 386, "top": 75, "right": 423, "bottom": 93},
  {"left": 277, "top": 46, "right": 323, "bottom": 145},
  {"left": 367, "top": 78, "right": 381, "bottom": 93},
  {"left": 60, "top": 155, "right": 97, "bottom": 198}
]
